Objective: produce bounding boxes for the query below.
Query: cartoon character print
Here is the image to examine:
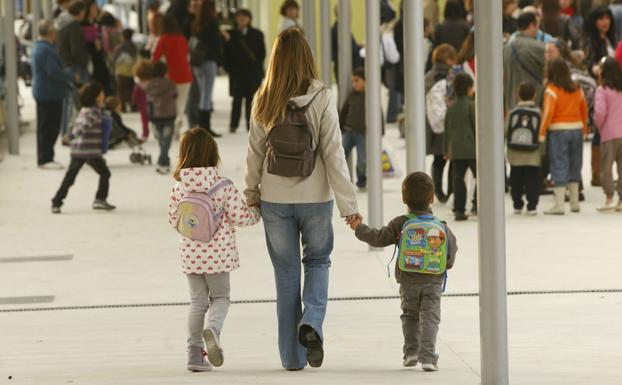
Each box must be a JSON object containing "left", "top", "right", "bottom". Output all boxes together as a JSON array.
[{"left": 425, "top": 228, "right": 445, "bottom": 272}]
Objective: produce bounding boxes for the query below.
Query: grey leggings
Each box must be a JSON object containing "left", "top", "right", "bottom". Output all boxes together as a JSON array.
[{"left": 186, "top": 272, "right": 231, "bottom": 347}]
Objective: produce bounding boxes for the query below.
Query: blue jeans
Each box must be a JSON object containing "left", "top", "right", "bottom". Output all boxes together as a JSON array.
[
  {"left": 192, "top": 60, "right": 218, "bottom": 112},
  {"left": 153, "top": 119, "right": 174, "bottom": 166},
  {"left": 260, "top": 201, "right": 334, "bottom": 369},
  {"left": 386, "top": 89, "right": 402, "bottom": 123},
  {"left": 549, "top": 129, "right": 583, "bottom": 187},
  {"left": 61, "top": 66, "right": 89, "bottom": 135},
  {"left": 342, "top": 130, "right": 367, "bottom": 187}
]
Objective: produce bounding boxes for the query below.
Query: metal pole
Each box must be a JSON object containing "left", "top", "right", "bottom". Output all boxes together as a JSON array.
[
  {"left": 44, "top": 0, "right": 52, "bottom": 19},
  {"left": 4, "top": 0, "right": 20, "bottom": 154},
  {"left": 365, "top": 0, "right": 382, "bottom": 232},
  {"left": 319, "top": 0, "right": 330, "bottom": 86},
  {"left": 403, "top": 0, "right": 426, "bottom": 173},
  {"left": 302, "top": 0, "right": 316, "bottom": 56},
  {"left": 474, "top": 1, "right": 510, "bottom": 384},
  {"left": 337, "top": 0, "right": 351, "bottom": 108},
  {"left": 32, "top": 0, "right": 41, "bottom": 41}
]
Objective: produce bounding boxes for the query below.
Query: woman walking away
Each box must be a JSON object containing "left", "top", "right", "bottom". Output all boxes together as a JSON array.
[
  {"left": 539, "top": 59, "right": 589, "bottom": 215},
  {"left": 244, "top": 28, "right": 360, "bottom": 370},
  {"left": 153, "top": 13, "right": 193, "bottom": 135},
  {"left": 168, "top": 128, "right": 260, "bottom": 372},
  {"left": 594, "top": 57, "right": 622, "bottom": 211},
  {"left": 190, "top": 0, "right": 225, "bottom": 138}
]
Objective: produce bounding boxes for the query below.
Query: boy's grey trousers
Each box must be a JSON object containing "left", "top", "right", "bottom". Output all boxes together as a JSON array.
[
  {"left": 186, "top": 272, "right": 230, "bottom": 347},
  {"left": 399, "top": 282, "right": 442, "bottom": 364}
]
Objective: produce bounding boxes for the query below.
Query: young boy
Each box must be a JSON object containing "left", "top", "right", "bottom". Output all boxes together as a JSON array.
[
  {"left": 340, "top": 67, "right": 368, "bottom": 190},
  {"left": 349, "top": 172, "right": 457, "bottom": 371},
  {"left": 142, "top": 61, "right": 177, "bottom": 175},
  {"left": 52, "top": 82, "right": 115, "bottom": 213},
  {"left": 444, "top": 72, "right": 476, "bottom": 221},
  {"left": 506, "top": 82, "right": 541, "bottom": 215}
]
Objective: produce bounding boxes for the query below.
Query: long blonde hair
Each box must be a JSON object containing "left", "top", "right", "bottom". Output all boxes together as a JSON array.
[{"left": 253, "top": 28, "right": 318, "bottom": 130}]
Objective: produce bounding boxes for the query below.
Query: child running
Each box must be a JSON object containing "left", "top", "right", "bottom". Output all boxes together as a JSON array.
[
  {"left": 168, "top": 128, "right": 260, "bottom": 372},
  {"left": 51, "top": 81, "right": 115, "bottom": 213},
  {"left": 348, "top": 172, "right": 457, "bottom": 371}
]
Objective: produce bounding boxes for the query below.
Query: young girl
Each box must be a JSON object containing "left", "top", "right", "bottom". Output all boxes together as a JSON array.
[
  {"left": 51, "top": 81, "right": 115, "bottom": 213},
  {"left": 539, "top": 58, "right": 588, "bottom": 215},
  {"left": 168, "top": 128, "right": 260, "bottom": 372}
]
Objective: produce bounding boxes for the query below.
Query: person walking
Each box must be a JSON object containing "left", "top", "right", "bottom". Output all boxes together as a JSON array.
[
  {"left": 594, "top": 57, "right": 622, "bottom": 211},
  {"left": 244, "top": 28, "right": 360, "bottom": 371},
  {"left": 189, "top": 0, "right": 224, "bottom": 137},
  {"left": 539, "top": 59, "right": 589, "bottom": 215},
  {"left": 279, "top": 0, "right": 300, "bottom": 32},
  {"left": 224, "top": 8, "right": 265, "bottom": 133},
  {"left": 153, "top": 13, "right": 192, "bottom": 135},
  {"left": 32, "top": 20, "right": 76, "bottom": 169},
  {"left": 56, "top": 0, "right": 89, "bottom": 135}
]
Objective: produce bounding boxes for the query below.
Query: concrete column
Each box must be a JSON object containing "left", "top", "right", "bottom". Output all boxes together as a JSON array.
[
  {"left": 474, "top": 1, "right": 510, "bottom": 384},
  {"left": 319, "top": 0, "right": 330, "bottom": 86},
  {"left": 43, "top": 0, "right": 52, "bottom": 19},
  {"left": 32, "top": 0, "right": 41, "bottom": 41},
  {"left": 337, "top": 0, "right": 351, "bottom": 107},
  {"left": 403, "top": 0, "right": 426, "bottom": 173},
  {"left": 365, "top": 0, "right": 382, "bottom": 231},
  {"left": 302, "top": 0, "right": 316, "bottom": 56},
  {"left": 3, "top": 0, "right": 20, "bottom": 154}
]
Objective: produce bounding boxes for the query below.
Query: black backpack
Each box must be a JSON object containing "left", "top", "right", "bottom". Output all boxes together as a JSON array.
[
  {"left": 266, "top": 89, "right": 324, "bottom": 178},
  {"left": 507, "top": 106, "right": 540, "bottom": 151}
]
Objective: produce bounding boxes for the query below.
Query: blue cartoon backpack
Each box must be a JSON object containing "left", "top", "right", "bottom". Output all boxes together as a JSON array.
[{"left": 396, "top": 214, "right": 448, "bottom": 275}]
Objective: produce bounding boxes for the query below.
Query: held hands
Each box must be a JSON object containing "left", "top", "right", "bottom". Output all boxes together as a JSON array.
[{"left": 345, "top": 213, "right": 363, "bottom": 231}]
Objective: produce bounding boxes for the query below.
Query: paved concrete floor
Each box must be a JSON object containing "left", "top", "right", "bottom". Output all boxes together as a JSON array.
[{"left": 1, "top": 78, "right": 622, "bottom": 384}]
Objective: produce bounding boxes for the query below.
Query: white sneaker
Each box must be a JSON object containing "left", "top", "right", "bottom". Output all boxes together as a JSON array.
[
  {"left": 403, "top": 355, "right": 418, "bottom": 367},
  {"left": 422, "top": 362, "right": 438, "bottom": 372},
  {"left": 513, "top": 209, "right": 522, "bottom": 214},
  {"left": 203, "top": 328, "right": 224, "bottom": 367},
  {"left": 39, "top": 161, "right": 64, "bottom": 170},
  {"left": 597, "top": 199, "right": 616, "bottom": 212},
  {"left": 156, "top": 166, "right": 170, "bottom": 175},
  {"left": 526, "top": 209, "right": 537, "bottom": 216}
]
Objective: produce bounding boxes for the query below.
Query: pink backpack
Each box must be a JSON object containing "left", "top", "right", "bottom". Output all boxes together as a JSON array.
[{"left": 176, "top": 180, "right": 232, "bottom": 242}]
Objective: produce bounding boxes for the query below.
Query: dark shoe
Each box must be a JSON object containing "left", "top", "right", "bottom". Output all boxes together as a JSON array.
[
  {"left": 285, "top": 368, "right": 304, "bottom": 371},
  {"left": 455, "top": 213, "right": 468, "bottom": 221},
  {"left": 301, "top": 327, "right": 323, "bottom": 368},
  {"left": 435, "top": 192, "right": 448, "bottom": 204},
  {"left": 51, "top": 206, "right": 61, "bottom": 214},
  {"left": 579, "top": 192, "right": 585, "bottom": 202},
  {"left": 207, "top": 128, "right": 222, "bottom": 138},
  {"left": 229, "top": 126, "right": 237, "bottom": 133},
  {"left": 470, "top": 207, "right": 478, "bottom": 216},
  {"left": 93, "top": 200, "right": 116, "bottom": 211}
]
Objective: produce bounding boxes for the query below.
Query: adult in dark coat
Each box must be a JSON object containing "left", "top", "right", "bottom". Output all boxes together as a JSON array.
[
  {"left": 224, "top": 9, "right": 266, "bottom": 132},
  {"left": 32, "top": 20, "right": 76, "bottom": 168},
  {"left": 433, "top": 0, "right": 469, "bottom": 51}
]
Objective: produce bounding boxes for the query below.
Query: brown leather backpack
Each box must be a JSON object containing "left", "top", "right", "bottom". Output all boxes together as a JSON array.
[{"left": 266, "top": 89, "right": 324, "bottom": 177}]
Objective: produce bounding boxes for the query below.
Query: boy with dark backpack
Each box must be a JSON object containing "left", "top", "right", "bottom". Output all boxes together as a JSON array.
[
  {"left": 348, "top": 172, "right": 457, "bottom": 372},
  {"left": 506, "top": 82, "right": 541, "bottom": 215}
]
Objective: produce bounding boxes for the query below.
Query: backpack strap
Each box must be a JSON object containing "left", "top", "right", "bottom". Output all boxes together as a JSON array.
[
  {"left": 205, "top": 179, "right": 233, "bottom": 197},
  {"left": 299, "top": 87, "right": 325, "bottom": 112}
]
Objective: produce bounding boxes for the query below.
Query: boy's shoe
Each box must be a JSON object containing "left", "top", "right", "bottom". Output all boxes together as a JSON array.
[
  {"left": 156, "top": 166, "right": 170, "bottom": 175},
  {"left": 526, "top": 209, "right": 537, "bottom": 216},
  {"left": 403, "top": 355, "right": 418, "bottom": 367},
  {"left": 454, "top": 213, "right": 468, "bottom": 221},
  {"left": 39, "top": 161, "right": 64, "bottom": 170},
  {"left": 51, "top": 205, "right": 61, "bottom": 214},
  {"left": 93, "top": 200, "right": 116, "bottom": 211},
  {"left": 187, "top": 346, "right": 212, "bottom": 372},
  {"left": 513, "top": 208, "right": 522, "bottom": 214},
  {"left": 597, "top": 199, "right": 616, "bottom": 211},
  {"left": 302, "top": 327, "right": 324, "bottom": 368},
  {"left": 202, "top": 328, "right": 224, "bottom": 367},
  {"left": 422, "top": 362, "right": 439, "bottom": 372},
  {"left": 470, "top": 207, "right": 478, "bottom": 216}
]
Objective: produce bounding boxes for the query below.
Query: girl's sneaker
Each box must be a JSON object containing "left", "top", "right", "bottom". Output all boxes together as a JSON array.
[
  {"left": 187, "top": 346, "right": 212, "bottom": 372},
  {"left": 202, "top": 328, "right": 224, "bottom": 367},
  {"left": 422, "top": 362, "right": 439, "bottom": 372},
  {"left": 403, "top": 354, "right": 418, "bottom": 367},
  {"left": 93, "top": 200, "right": 116, "bottom": 211}
]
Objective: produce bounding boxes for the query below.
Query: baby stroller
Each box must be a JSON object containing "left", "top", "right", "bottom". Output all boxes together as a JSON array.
[{"left": 108, "top": 112, "right": 152, "bottom": 165}]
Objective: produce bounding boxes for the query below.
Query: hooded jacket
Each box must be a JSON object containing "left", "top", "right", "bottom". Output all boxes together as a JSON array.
[
  {"left": 244, "top": 79, "right": 358, "bottom": 217},
  {"left": 168, "top": 167, "right": 260, "bottom": 275},
  {"left": 144, "top": 77, "right": 178, "bottom": 121}
]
